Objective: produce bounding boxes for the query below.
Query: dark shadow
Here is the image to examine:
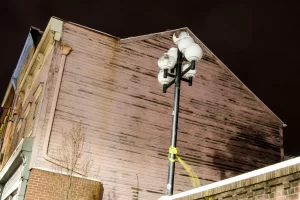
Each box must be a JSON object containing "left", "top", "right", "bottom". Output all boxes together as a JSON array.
[
  {"left": 212, "top": 124, "right": 273, "bottom": 180},
  {"left": 99, "top": 184, "right": 104, "bottom": 200}
]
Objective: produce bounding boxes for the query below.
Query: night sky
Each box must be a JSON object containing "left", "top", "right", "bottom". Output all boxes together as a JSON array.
[{"left": 1, "top": 1, "right": 300, "bottom": 155}]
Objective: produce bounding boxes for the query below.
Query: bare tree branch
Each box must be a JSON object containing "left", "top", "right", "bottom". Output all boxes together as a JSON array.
[{"left": 51, "top": 122, "right": 93, "bottom": 200}]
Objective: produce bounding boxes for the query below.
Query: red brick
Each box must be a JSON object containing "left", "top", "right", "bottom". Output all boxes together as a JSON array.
[
  {"left": 24, "top": 169, "right": 103, "bottom": 200},
  {"left": 286, "top": 194, "right": 299, "bottom": 200},
  {"left": 291, "top": 182, "right": 300, "bottom": 188},
  {"left": 276, "top": 191, "right": 283, "bottom": 197}
]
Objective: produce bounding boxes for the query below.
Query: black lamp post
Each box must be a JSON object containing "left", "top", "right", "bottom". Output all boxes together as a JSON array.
[{"left": 157, "top": 31, "right": 203, "bottom": 196}]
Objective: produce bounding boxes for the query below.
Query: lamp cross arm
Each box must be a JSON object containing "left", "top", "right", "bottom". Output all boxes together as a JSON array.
[{"left": 180, "top": 61, "right": 195, "bottom": 77}]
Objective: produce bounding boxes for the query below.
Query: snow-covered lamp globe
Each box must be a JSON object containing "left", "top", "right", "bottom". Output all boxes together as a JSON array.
[
  {"left": 157, "top": 48, "right": 178, "bottom": 71},
  {"left": 182, "top": 63, "right": 196, "bottom": 78},
  {"left": 167, "top": 47, "right": 178, "bottom": 60},
  {"left": 158, "top": 70, "right": 173, "bottom": 85},
  {"left": 184, "top": 43, "right": 203, "bottom": 62},
  {"left": 173, "top": 32, "right": 194, "bottom": 53}
]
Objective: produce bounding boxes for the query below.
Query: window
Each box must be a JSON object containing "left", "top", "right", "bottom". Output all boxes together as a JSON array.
[
  {"left": 5, "top": 190, "right": 18, "bottom": 200},
  {"left": 24, "top": 103, "right": 31, "bottom": 119}
]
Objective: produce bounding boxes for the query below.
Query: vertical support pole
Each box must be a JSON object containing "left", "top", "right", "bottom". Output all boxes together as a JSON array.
[{"left": 167, "top": 50, "right": 182, "bottom": 195}]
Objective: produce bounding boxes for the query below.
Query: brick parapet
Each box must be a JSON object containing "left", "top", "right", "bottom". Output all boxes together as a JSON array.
[
  {"left": 24, "top": 168, "right": 103, "bottom": 200},
  {"left": 179, "top": 163, "right": 300, "bottom": 200}
]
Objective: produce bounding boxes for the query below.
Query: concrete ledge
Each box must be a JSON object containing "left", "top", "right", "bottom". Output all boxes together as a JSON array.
[{"left": 159, "top": 156, "right": 300, "bottom": 200}]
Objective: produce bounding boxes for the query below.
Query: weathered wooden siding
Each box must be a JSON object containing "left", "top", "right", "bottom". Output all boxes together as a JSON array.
[
  {"left": 33, "top": 43, "right": 61, "bottom": 168},
  {"left": 21, "top": 85, "right": 43, "bottom": 137},
  {"left": 33, "top": 23, "right": 281, "bottom": 200}
]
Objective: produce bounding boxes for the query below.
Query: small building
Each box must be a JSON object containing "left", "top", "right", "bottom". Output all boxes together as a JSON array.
[{"left": 0, "top": 17, "right": 285, "bottom": 200}]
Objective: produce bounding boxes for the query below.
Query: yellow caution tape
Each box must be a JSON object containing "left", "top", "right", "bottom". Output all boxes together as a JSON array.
[
  {"left": 168, "top": 146, "right": 178, "bottom": 162},
  {"left": 205, "top": 190, "right": 212, "bottom": 200},
  {"left": 168, "top": 146, "right": 201, "bottom": 188},
  {"left": 177, "top": 156, "right": 201, "bottom": 188}
]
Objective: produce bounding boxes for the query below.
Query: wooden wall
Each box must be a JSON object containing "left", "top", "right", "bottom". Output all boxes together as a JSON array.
[{"left": 33, "top": 23, "right": 282, "bottom": 200}]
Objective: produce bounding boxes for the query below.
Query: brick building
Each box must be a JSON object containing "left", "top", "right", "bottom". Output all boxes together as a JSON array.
[{"left": 0, "top": 17, "right": 285, "bottom": 199}]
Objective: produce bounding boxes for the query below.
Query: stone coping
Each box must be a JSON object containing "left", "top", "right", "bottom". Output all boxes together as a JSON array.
[{"left": 159, "top": 156, "right": 300, "bottom": 200}]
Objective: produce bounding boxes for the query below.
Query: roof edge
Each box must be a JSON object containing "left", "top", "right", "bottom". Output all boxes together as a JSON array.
[
  {"left": 118, "top": 26, "right": 283, "bottom": 125},
  {"left": 17, "top": 17, "right": 54, "bottom": 92},
  {"left": 185, "top": 27, "right": 284, "bottom": 125},
  {"left": 51, "top": 16, "right": 120, "bottom": 40},
  {"left": 120, "top": 27, "right": 188, "bottom": 44},
  {"left": 29, "top": 18, "right": 283, "bottom": 125}
]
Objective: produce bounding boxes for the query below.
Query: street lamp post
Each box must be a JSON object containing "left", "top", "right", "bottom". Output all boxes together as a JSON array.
[{"left": 157, "top": 32, "right": 203, "bottom": 195}]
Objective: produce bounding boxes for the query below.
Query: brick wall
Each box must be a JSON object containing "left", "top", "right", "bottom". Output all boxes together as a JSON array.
[
  {"left": 160, "top": 159, "right": 300, "bottom": 200},
  {"left": 201, "top": 172, "right": 300, "bottom": 200},
  {"left": 24, "top": 169, "right": 103, "bottom": 200}
]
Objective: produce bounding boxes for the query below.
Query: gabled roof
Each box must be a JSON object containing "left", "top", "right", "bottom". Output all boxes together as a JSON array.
[
  {"left": 118, "top": 27, "right": 283, "bottom": 125},
  {"left": 23, "top": 17, "right": 285, "bottom": 125}
]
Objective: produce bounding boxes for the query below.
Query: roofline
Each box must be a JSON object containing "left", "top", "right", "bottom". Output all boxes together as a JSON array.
[
  {"left": 185, "top": 28, "right": 284, "bottom": 125},
  {"left": 51, "top": 16, "right": 120, "bottom": 40},
  {"left": 120, "top": 27, "right": 283, "bottom": 125},
  {"left": 18, "top": 18, "right": 54, "bottom": 92},
  {"left": 120, "top": 27, "right": 188, "bottom": 43},
  {"left": 17, "top": 17, "right": 283, "bottom": 125}
]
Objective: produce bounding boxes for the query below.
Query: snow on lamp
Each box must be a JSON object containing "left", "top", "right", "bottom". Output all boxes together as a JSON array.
[
  {"left": 158, "top": 70, "right": 173, "bottom": 85},
  {"left": 182, "top": 63, "right": 196, "bottom": 78}
]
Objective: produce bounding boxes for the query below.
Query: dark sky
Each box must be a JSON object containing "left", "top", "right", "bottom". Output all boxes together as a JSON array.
[{"left": 1, "top": 1, "right": 300, "bottom": 155}]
